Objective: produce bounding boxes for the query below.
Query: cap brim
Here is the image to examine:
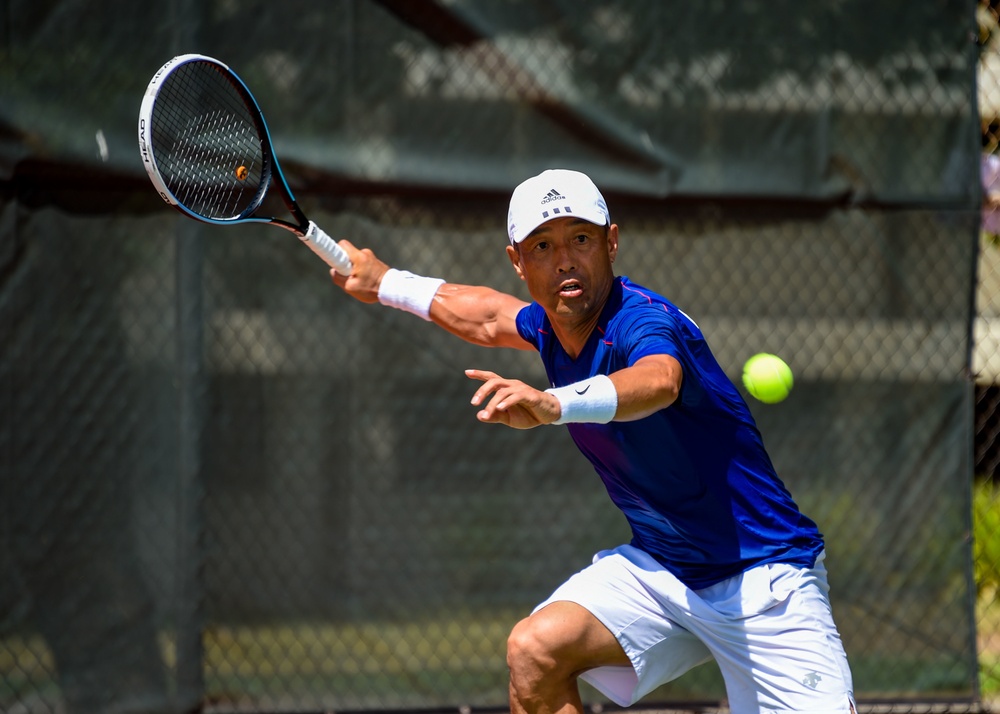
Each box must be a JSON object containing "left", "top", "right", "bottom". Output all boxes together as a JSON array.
[{"left": 510, "top": 211, "right": 608, "bottom": 244}]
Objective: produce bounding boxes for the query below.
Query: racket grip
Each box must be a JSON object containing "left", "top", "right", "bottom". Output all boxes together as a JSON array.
[{"left": 302, "top": 221, "right": 353, "bottom": 275}]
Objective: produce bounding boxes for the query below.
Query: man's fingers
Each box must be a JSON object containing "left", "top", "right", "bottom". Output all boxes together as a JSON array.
[
  {"left": 466, "top": 369, "right": 503, "bottom": 407},
  {"left": 464, "top": 371, "right": 548, "bottom": 429},
  {"left": 465, "top": 368, "right": 499, "bottom": 382},
  {"left": 477, "top": 406, "right": 510, "bottom": 424},
  {"left": 477, "top": 386, "right": 519, "bottom": 422},
  {"left": 472, "top": 380, "right": 509, "bottom": 409},
  {"left": 485, "top": 385, "right": 517, "bottom": 412}
]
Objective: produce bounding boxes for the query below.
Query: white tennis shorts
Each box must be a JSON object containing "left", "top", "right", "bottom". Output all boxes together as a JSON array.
[{"left": 534, "top": 545, "right": 855, "bottom": 714}]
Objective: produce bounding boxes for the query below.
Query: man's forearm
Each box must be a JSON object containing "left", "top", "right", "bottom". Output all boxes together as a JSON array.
[{"left": 429, "top": 284, "right": 531, "bottom": 350}]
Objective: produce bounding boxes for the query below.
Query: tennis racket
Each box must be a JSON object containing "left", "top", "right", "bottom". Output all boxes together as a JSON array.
[{"left": 137, "top": 54, "right": 352, "bottom": 274}]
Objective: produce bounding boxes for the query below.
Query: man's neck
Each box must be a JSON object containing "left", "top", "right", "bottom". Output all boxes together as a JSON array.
[
  {"left": 545, "top": 276, "right": 616, "bottom": 360},
  {"left": 550, "top": 304, "right": 605, "bottom": 360}
]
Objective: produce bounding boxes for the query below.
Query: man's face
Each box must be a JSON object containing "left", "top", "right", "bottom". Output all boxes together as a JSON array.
[{"left": 506, "top": 216, "right": 619, "bottom": 324}]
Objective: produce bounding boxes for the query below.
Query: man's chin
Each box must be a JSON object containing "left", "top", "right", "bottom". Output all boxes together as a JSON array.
[{"left": 553, "top": 298, "right": 594, "bottom": 318}]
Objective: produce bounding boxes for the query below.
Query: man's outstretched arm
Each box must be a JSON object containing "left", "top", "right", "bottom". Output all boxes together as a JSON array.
[
  {"left": 331, "top": 239, "right": 533, "bottom": 351},
  {"left": 467, "top": 353, "right": 682, "bottom": 429}
]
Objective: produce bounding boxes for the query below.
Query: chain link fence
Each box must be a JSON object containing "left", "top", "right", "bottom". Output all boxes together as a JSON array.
[
  {"left": 976, "top": 2, "right": 1000, "bottom": 710},
  {"left": 1, "top": 1, "right": 995, "bottom": 713}
]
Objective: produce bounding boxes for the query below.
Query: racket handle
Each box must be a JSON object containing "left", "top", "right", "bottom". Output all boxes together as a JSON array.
[{"left": 302, "top": 221, "right": 353, "bottom": 275}]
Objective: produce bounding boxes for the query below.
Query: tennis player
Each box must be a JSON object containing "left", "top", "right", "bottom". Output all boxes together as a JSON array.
[{"left": 332, "top": 169, "right": 855, "bottom": 714}]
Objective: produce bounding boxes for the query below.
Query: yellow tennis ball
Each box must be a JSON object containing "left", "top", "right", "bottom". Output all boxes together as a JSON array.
[
  {"left": 235, "top": 165, "right": 248, "bottom": 180},
  {"left": 742, "top": 353, "right": 793, "bottom": 404}
]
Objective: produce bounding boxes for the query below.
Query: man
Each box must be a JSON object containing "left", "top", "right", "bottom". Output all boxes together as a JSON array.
[{"left": 332, "top": 169, "right": 855, "bottom": 714}]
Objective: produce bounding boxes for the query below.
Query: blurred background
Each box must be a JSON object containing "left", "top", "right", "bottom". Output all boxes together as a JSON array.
[{"left": 1, "top": 1, "right": 997, "bottom": 712}]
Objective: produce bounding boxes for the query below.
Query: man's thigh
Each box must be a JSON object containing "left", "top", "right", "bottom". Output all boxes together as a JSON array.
[
  {"left": 515, "top": 599, "right": 632, "bottom": 673},
  {"left": 681, "top": 555, "right": 855, "bottom": 713},
  {"left": 534, "top": 546, "right": 854, "bottom": 713},
  {"left": 532, "top": 546, "right": 714, "bottom": 706}
]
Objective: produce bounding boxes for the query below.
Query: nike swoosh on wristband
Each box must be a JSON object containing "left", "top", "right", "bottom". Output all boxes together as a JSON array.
[{"left": 575, "top": 385, "right": 591, "bottom": 395}]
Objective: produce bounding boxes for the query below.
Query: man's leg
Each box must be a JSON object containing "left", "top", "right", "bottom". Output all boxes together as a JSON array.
[{"left": 506, "top": 600, "right": 631, "bottom": 714}]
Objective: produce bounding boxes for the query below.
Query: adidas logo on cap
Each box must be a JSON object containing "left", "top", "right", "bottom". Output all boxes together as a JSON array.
[{"left": 540, "top": 189, "right": 565, "bottom": 205}]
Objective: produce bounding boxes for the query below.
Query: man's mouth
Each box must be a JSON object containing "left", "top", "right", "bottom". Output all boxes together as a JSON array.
[{"left": 558, "top": 281, "right": 584, "bottom": 298}]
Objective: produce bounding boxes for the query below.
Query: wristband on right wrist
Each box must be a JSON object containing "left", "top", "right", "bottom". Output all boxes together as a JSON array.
[{"left": 377, "top": 268, "right": 445, "bottom": 321}]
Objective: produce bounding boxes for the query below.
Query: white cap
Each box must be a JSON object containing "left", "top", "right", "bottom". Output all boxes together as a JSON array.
[{"left": 507, "top": 169, "right": 610, "bottom": 244}]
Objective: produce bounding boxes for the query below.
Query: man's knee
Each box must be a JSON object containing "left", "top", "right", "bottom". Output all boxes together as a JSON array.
[
  {"left": 507, "top": 613, "right": 591, "bottom": 714},
  {"left": 508, "top": 602, "right": 630, "bottom": 685},
  {"left": 508, "top": 611, "right": 586, "bottom": 686},
  {"left": 508, "top": 616, "right": 558, "bottom": 680}
]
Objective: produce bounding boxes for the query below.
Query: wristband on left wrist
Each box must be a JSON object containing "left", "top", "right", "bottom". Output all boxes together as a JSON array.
[{"left": 545, "top": 375, "right": 618, "bottom": 424}]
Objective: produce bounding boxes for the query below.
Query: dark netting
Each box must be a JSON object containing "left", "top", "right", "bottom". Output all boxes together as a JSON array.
[{"left": 1, "top": 1, "right": 993, "bottom": 713}]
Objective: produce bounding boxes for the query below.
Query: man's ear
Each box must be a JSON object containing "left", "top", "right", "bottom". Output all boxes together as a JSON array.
[
  {"left": 506, "top": 244, "right": 525, "bottom": 280},
  {"left": 607, "top": 224, "right": 620, "bottom": 264}
]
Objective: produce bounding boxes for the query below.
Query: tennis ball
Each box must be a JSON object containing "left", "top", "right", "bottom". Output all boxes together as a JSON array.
[{"left": 742, "top": 353, "right": 793, "bottom": 404}]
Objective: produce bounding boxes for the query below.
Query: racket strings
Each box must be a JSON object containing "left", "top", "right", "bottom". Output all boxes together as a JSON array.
[
  {"left": 171, "top": 108, "right": 261, "bottom": 216},
  {"left": 151, "top": 62, "right": 267, "bottom": 220}
]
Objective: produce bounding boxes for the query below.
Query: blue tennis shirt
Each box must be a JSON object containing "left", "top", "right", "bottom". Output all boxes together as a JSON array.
[{"left": 516, "top": 276, "right": 824, "bottom": 589}]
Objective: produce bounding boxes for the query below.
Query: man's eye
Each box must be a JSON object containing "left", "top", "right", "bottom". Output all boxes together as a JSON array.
[
  {"left": 575, "top": 234, "right": 589, "bottom": 243},
  {"left": 535, "top": 241, "right": 549, "bottom": 251}
]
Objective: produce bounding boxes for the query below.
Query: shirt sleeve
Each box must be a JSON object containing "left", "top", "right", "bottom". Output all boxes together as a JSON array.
[
  {"left": 614, "top": 304, "right": 686, "bottom": 367},
  {"left": 515, "top": 302, "right": 543, "bottom": 349}
]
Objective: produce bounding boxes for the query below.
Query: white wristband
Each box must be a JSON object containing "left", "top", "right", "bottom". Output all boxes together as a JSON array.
[
  {"left": 377, "top": 269, "right": 445, "bottom": 321},
  {"left": 545, "top": 375, "right": 618, "bottom": 425}
]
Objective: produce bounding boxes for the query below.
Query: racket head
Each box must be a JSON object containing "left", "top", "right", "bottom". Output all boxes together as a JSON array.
[{"left": 138, "top": 54, "right": 273, "bottom": 224}]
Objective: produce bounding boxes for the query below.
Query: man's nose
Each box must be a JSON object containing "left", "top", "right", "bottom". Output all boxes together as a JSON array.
[{"left": 554, "top": 245, "right": 576, "bottom": 272}]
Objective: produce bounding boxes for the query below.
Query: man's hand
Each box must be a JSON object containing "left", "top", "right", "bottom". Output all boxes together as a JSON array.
[
  {"left": 466, "top": 369, "right": 562, "bottom": 429},
  {"left": 330, "top": 240, "right": 390, "bottom": 303}
]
